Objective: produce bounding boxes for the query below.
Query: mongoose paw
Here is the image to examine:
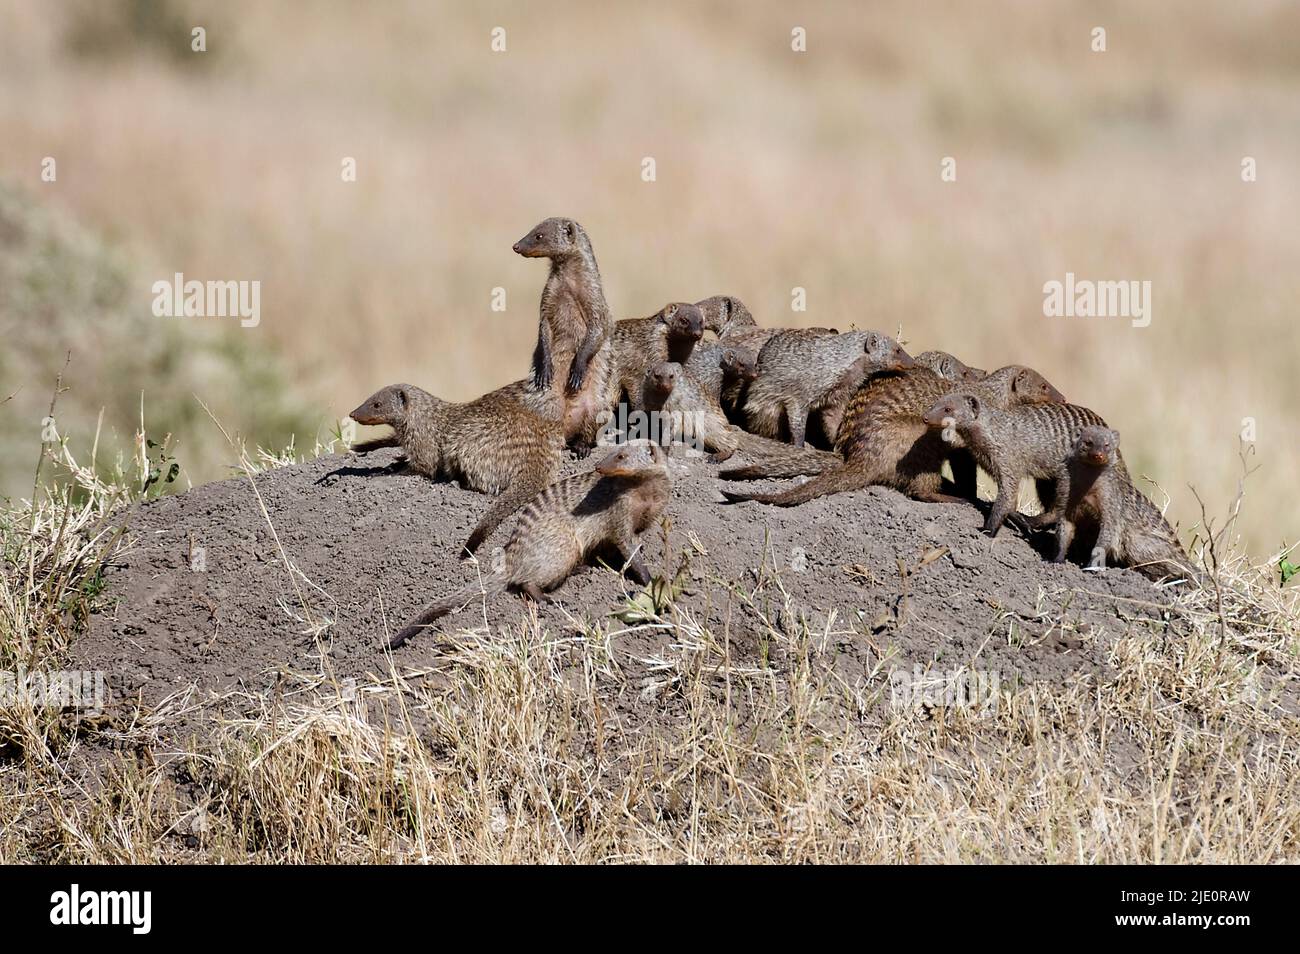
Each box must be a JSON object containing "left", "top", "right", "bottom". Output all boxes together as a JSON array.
[
  {"left": 387, "top": 626, "right": 419, "bottom": 650},
  {"left": 533, "top": 367, "right": 553, "bottom": 391},
  {"left": 1004, "top": 512, "right": 1033, "bottom": 535}
]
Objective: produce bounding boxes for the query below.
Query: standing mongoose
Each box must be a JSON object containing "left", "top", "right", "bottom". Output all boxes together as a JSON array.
[
  {"left": 744, "top": 330, "right": 917, "bottom": 447},
  {"left": 720, "top": 365, "right": 1065, "bottom": 507},
  {"left": 514, "top": 217, "right": 615, "bottom": 450},
  {"left": 1053, "top": 426, "right": 1194, "bottom": 580},
  {"left": 919, "top": 392, "right": 1119, "bottom": 536},
  {"left": 389, "top": 441, "right": 672, "bottom": 648},
  {"left": 349, "top": 383, "right": 564, "bottom": 555}
]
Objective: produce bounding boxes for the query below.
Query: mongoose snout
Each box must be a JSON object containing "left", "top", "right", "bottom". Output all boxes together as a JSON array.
[
  {"left": 1012, "top": 369, "right": 1067, "bottom": 404},
  {"left": 349, "top": 384, "right": 410, "bottom": 427},
  {"left": 668, "top": 303, "right": 705, "bottom": 343},
  {"left": 720, "top": 349, "right": 758, "bottom": 382},
  {"left": 1075, "top": 425, "right": 1119, "bottom": 466},
  {"left": 513, "top": 217, "right": 579, "bottom": 258},
  {"left": 921, "top": 394, "right": 978, "bottom": 429},
  {"left": 595, "top": 440, "right": 667, "bottom": 478},
  {"left": 866, "top": 333, "right": 918, "bottom": 372},
  {"left": 644, "top": 362, "right": 680, "bottom": 397}
]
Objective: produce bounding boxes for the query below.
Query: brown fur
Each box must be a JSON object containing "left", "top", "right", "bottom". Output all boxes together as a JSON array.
[
  {"left": 1054, "top": 426, "right": 1194, "bottom": 580},
  {"left": 639, "top": 361, "right": 741, "bottom": 461},
  {"left": 694, "top": 295, "right": 758, "bottom": 339},
  {"left": 720, "top": 365, "right": 1065, "bottom": 507},
  {"left": 914, "top": 350, "right": 986, "bottom": 383},
  {"left": 919, "top": 392, "right": 1116, "bottom": 536},
  {"left": 744, "top": 330, "right": 917, "bottom": 447},
  {"left": 349, "top": 382, "right": 564, "bottom": 555},
  {"left": 514, "top": 217, "right": 615, "bottom": 449},
  {"left": 605, "top": 302, "right": 705, "bottom": 412},
  {"left": 389, "top": 442, "right": 671, "bottom": 647}
]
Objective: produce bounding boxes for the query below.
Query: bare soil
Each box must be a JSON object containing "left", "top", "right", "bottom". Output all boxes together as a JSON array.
[{"left": 78, "top": 447, "right": 1185, "bottom": 738}]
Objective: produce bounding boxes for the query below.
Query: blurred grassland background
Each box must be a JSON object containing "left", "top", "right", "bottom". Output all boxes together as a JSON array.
[{"left": 0, "top": 0, "right": 1296, "bottom": 554}]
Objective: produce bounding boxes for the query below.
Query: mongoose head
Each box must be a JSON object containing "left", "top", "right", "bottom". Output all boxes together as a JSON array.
[
  {"left": 1072, "top": 426, "right": 1120, "bottom": 467},
  {"left": 720, "top": 348, "right": 758, "bottom": 383},
  {"left": 1007, "top": 367, "right": 1067, "bottom": 404},
  {"left": 915, "top": 350, "right": 985, "bottom": 383},
  {"left": 862, "top": 332, "right": 918, "bottom": 372},
  {"left": 513, "top": 217, "right": 590, "bottom": 260},
  {"left": 922, "top": 393, "right": 981, "bottom": 430},
  {"left": 595, "top": 440, "right": 668, "bottom": 478},
  {"left": 643, "top": 361, "right": 681, "bottom": 398},
  {"left": 657, "top": 302, "right": 705, "bottom": 344},
  {"left": 693, "top": 295, "right": 753, "bottom": 333},
  {"left": 349, "top": 384, "right": 414, "bottom": 427}
]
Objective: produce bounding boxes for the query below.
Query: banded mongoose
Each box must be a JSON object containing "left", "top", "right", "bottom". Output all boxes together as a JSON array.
[
  {"left": 719, "top": 347, "right": 758, "bottom": 422},
  {"left": 695, "top": 294, "right": 759, "bottom": 339},
  {"left": 638, "top": 361, "right": 740, "bottom": 461},
  {"left": 1053, "top": 426, "right": 1194, "bottom": 580},
  {"left": 720, "top": 365, "right": 1065, "bottom": 507},
  {"left": 389, "top": 441, "right": 672, "bottom": 648},
  {"left": 914, "top": 350, "right": 986, "bottom": 384},
  {"left": 514, "top": 216, "right": 615, "bottom": 449},
  {"left": 606, "top": 302, "right": 706, "bottom": 412},
  {"left": 348, "top": 383, "right": 563, "bottom": 555},
  {"left": 744, "top": 329, "right": 917, "bottom": 447},
  {"left": 717, "top": 346, "right": 982, "bottom": 482},
  {"left": 919, "top": 392, "right": 1119, "bottom": 536}
]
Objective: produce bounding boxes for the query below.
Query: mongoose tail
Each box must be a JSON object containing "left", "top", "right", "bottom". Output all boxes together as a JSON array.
[
  {"left": 719, "top": 437, "right": 840, "bottom": 480},
  {"left": 389, "top": 575, "right": 509, "bottom": 649},
  {"left": 462, "top": 472, "right": 552, "bottom": 556},
  {"left": 720, "top": 463, "right": 873, "bottom": 506}
]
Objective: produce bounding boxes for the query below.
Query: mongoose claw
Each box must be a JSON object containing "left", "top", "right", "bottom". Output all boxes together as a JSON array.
[
  {"left": 566, "top": 365, "right": 587, "bottom": 394},
  {"left": 1004, "top": 512, "right": 1033, "bottom": 535}
]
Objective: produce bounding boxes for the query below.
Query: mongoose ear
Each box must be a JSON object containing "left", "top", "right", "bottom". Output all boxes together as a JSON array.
[
  {"left": 1070, "top": 426, "right": 1082, "bottom": 446},
  {"left": 1110, "top": 429, "right": 1121, "bottom": 447},
  {"left": 397, "top": 388, "right": 408, "bottom": 407},
  {"left": 964, "top": 394, "right": 981, "bottom": 418}
]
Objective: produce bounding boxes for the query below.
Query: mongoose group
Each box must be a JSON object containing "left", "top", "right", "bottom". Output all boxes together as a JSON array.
[{"left": 347, "top": 217, "right": 1195, "bottom": 647}]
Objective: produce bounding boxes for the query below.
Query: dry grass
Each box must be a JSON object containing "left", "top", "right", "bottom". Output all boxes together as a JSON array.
[
  {"left": 1, "top": 418, "right": 1297, "bottom": 863},
  {"left": 0, "top": 0, "right": 1297, "bottom": 554},
  {"left": 1, "top": 1, "right": 1298, "bottom": 863}
]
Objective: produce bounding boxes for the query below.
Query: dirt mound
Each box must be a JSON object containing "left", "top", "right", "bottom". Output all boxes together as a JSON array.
[{"left": 79, "top": 448, "right": 1184, "bottom": 728}]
